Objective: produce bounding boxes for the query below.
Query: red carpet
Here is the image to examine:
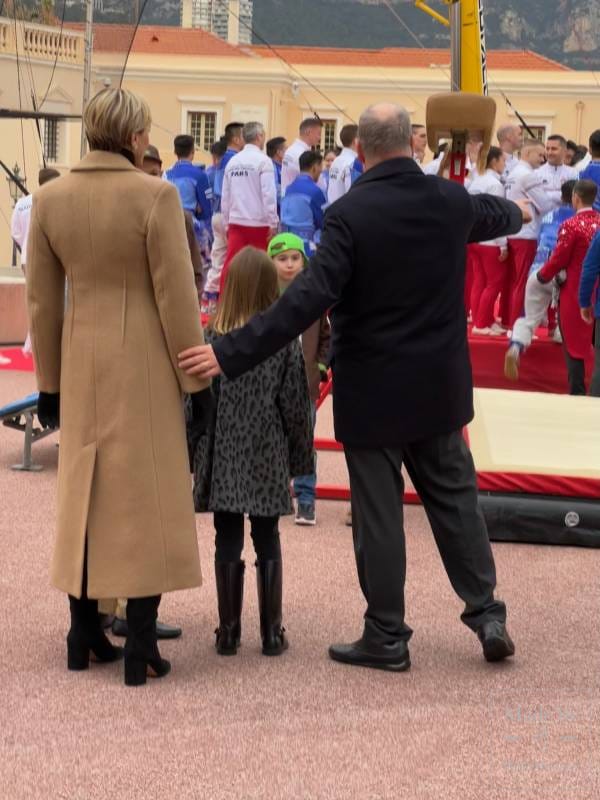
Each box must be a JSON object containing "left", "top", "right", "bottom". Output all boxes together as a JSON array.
[
  {"left": 0, "top": 348, "right": 34, "bottom": 373},
  {"left": 468, "top": 328, "right": 594, "bottom": 394}
]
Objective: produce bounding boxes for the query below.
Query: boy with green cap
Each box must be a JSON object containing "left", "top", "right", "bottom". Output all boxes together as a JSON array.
[{"left": 268, "top": 233, "right": 331, "bottom": 525}]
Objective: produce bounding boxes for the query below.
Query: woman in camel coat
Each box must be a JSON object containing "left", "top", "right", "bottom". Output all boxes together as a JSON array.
[{"left": 27, "top": 88, "right": 210, "bottom": 686}]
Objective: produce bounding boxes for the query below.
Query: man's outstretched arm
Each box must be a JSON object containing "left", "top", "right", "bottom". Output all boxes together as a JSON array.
[
  {"left": 179, "top": 212, "right": 355, "bottom": 379},
  {"left": 468, "top": 194, "right": 527, "bottom": 244}
]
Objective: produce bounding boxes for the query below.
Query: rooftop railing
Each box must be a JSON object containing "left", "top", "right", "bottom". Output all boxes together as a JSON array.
[{"left": 0, "top": 17, "right": 84, "bottom": 64}]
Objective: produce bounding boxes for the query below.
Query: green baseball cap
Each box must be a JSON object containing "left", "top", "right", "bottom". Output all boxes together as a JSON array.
[{"left": 268, "top": 232, "right": 308, "bottom": 264}]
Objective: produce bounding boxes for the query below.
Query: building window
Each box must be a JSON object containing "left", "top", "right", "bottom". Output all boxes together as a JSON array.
[
  {"left": 187, "top": 111, "right": 217, "bottom": 151},
  {"left": 319, "top": 119, "right": 337, "bottom": 153},
  {"left": 528, "top": 125, "right": 547, "bottom": 143},
  {"left": 44, "top": 118, "right": 59, "bottom": 162}
]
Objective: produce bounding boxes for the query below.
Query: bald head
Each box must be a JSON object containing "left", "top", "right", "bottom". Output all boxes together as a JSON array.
[
  {"left": 497, "top": 124, "right": 523, "bottom": 154},
  {"left": 358, "top": 103, "right": 413, "bottom": 166}
]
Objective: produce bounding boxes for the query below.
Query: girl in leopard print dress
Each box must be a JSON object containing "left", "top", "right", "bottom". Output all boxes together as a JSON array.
[{"left": 189, "top": 246, "right": 314, "bottom": 658}]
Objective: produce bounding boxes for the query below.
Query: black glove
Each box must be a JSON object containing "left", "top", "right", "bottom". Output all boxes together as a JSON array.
[
  {"left": 536, "top": 272, "right": 550, "bottom": 285},
  {"left": 38, "top": 392, "right": 60, "bottom": 429},
  {"left": 190, "top": 388, "right": 213, "bottom": 439}
]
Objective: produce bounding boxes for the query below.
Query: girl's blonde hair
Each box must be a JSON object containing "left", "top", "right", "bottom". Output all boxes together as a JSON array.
[
  {"left": 212, "top": 247, "right": 279, "bottom": 334},
  {"left": 83, "top": 88, "right": 151, "bottom": 153}
]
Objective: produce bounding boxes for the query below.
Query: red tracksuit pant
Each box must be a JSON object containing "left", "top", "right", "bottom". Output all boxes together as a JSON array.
[
  {"left": 470, "top": 243, "right": 505, "bottom": 329},
  {"left": 507, "top": 238, "right": 538, "bottom": 329},
  {"left": 219, "top": 224, "right": 270, "bottom": 294}
]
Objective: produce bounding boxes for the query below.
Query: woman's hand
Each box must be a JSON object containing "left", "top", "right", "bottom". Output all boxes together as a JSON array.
[{"left": 178, "top": 345, "right": 222, "bottom": 378}]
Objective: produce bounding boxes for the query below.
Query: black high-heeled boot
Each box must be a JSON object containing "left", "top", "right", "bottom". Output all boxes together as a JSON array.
[
  {"left": 124, "top": 595, "right": 171, "bottom": 686},
  {"left": 256, "top": 560, "right": 288, "bottom": 656},
  {"left": 214, "top": 560, "right": 245, "bottom": 655},
  {"left": 67, "top": 595, "right": 124, "bottom": 671}
]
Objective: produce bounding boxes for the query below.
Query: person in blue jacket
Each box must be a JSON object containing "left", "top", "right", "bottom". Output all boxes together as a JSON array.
[
  {"left": 165, "top": 134, "right": 214, "bottom": 270},
  {"left": 504, "top": 180, "right": 576, "bottom": 380},
  {"left": 579, "top": 228, "right": 600, "bottom": 395},
  {"left": 212, "top": 122, "right": 244, "bottom": 214},
  {"left": 350, "top": 156, "right": 364, "bottom": 185},
  {"left": 206, "top": 138, "right": 227, "bottom": 204},
  {"left": 267, "top": 136, "right": 287, "bottom": 214},
  {"left": 578, "top": 130, "right": 600, "bottom": 212},
  {"left": 164, "top": 134, "right": 212, "bottom": 223},
  {"left": 280, "top": 150, "right": 327, "bottom": 253}
]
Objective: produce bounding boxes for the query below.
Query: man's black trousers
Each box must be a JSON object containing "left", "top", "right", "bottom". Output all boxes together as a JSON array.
[{"left": 344, "top": 430, "right": 506, "bottom": 646}]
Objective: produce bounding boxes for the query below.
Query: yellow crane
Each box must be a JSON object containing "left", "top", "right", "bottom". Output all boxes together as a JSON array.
[{"left": 407, "top": 0, "right": 488, "bottom": 95}]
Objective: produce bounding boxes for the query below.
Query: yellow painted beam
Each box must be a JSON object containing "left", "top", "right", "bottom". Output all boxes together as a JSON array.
[
  {"left": 457, "top": 0, "right": 488, "bottom": 95},
  {"left": 414, "top": 1, "right": 450, "bottom": 27},
  {"left": 413, "top": 0, "right": 487, "bottom": 95}
]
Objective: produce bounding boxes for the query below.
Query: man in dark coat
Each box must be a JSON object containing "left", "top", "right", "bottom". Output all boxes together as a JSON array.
[{"left": 179, "top": 103, "right": 527, "bottom": 672}]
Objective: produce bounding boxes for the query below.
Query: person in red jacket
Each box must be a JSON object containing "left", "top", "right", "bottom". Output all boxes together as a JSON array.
[{"left": 536, "top": 180, "right": 600, "bottom": 394}]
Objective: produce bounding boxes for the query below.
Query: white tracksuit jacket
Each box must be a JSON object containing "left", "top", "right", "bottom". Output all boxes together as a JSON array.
[
  {"left": 468, "top": 170, "right": 508, "bottom": 248},
  {"left": 281, "top": 138, "right": 310, "bottom": 197},
  {"left": 536, "top": 162, "right": 578, "bottom": 209},
  {"left": 505, "top": 161, "right": 555, "bottom": 240},
  {"left": 327, "top": 147, "right": 358, "bottom": 204},
  {"left": 222, "top": 144, "right": 278, "bottom": 230}
]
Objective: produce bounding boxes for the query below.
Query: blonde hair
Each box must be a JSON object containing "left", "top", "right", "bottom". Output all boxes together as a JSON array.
[
  {"left": 212, "top": 247, "right": 279, "bottom": 335},
  {"left": 83, "top": 88, "right": 151, "bottom": 153}
]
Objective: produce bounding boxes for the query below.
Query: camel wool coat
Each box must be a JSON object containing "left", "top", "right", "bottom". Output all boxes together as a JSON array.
[{"left": 27, "top": 151, "right": 209, "bottom": 599}]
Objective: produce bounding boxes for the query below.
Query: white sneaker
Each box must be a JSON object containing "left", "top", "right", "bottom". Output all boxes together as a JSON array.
[
  {"left": 471, "top": 326, "right": 491, "bottom": 335},
  {"left": 550, "top": 328, "right": 563, "bottom": 344},
  {"left": 489, "top": 323, "right": 505, "bottom": 336}
]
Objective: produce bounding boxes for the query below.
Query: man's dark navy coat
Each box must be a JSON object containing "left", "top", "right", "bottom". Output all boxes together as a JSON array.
[{"left": 214, "top": 157, "right": 523, "bottom": 447}]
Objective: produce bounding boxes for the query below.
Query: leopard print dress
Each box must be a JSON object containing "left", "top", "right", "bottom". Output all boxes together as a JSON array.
[{"left": 190, "top": 329, "right": 314, "bottom": 517}]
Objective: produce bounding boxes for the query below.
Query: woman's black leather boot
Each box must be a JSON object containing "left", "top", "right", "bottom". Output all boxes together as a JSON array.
[
  {"left": 124, "top": 595, "right": 171, "bottom": 686},
  {"left": 67, "top": 594, "right": 124, "bottom": 671}
]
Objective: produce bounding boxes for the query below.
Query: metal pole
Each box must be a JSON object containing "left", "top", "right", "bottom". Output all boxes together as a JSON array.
[
  {"left": 449, "top": 2, "right": 461, "bottom": 92},
  {"left": 80, "top": 0, "right": 94, "bottom": 158}
]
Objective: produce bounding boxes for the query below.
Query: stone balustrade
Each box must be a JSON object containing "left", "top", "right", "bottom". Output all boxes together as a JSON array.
[{"left": 0, "top": 16, "right": 84, "bottom": 64}]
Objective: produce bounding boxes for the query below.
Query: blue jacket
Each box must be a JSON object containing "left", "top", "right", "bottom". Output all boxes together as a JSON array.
[
  {"left": 206, "top": 164, "right": 216, "bottom": 192},
  {"left": 350, "top": 157, "right": 364, "bottom": 185},
  {"left": 579, "top": 231, "right": 600, "bottom": 318},
  {"left": 529, "top": 204, "right": 575, "bottom": 275},
  {"left": 280, "top": 173, "right": 327, "bottom": 245},
  {"left": 164, "top": 160, "right": 212, "bottom": 222},
  {"left": 273, "top": 159, "right": 283, "bottom": 212},
  {"left": 578, "top": 161, "right": 600, "bottom": 212},
  {"left": 213, "top": 148, "right": 238, "bottom": 213}
]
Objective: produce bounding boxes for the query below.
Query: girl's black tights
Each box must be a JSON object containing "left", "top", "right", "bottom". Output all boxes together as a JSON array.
[{"left": 214, "top": 512, "right": 281, "bottom": 563}]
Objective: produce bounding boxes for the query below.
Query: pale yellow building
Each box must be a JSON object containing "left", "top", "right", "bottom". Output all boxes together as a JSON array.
[{"left": 2, "top": 14, "right": 600, "bottom": 279}]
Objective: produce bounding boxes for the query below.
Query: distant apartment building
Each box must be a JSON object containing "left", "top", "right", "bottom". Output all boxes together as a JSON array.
[{"left": 181, "top": 0, "right": 253, "bottom": 45}]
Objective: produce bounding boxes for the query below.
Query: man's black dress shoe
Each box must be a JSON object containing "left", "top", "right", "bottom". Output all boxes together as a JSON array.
[
  {"left": 99, "top": 613, "right": 115, "bottom": 630},
  {"left": 329, "top": 639, "right": 410, "bottom": 672},
  {"left": 111, "top": 617, "right": 183, "bottom": 640},
  {"left": 477, "top": 621, "right": 515, "bottom": 662}
]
